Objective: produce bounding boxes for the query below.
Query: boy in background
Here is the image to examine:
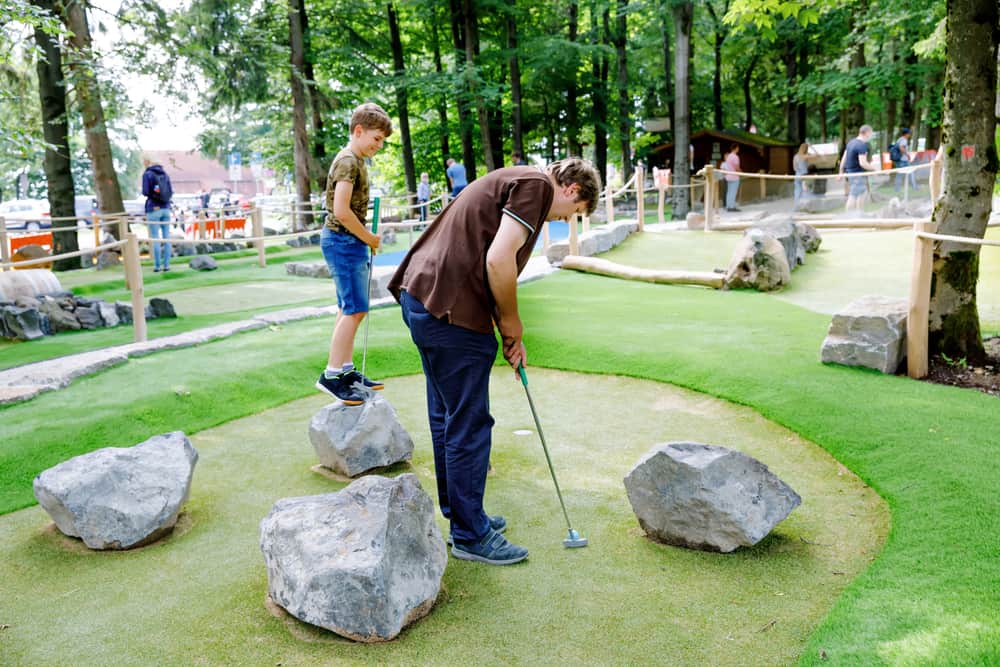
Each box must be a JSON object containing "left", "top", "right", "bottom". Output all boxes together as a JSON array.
[{"left": 315, "top": 102, "right": 393, "bottom": 405}]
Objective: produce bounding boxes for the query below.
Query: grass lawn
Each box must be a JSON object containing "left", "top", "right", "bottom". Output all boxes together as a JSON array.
[{"left": 1, "top": 228, "right": 998, "bottom": 664}]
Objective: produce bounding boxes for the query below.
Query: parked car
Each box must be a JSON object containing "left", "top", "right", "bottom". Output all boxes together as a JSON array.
[
  {"left": 0, "top": 199, "right": 51, "bottom": 231},
  {"left": 75, "top": 195, "right": 98, "bottom": 225}
]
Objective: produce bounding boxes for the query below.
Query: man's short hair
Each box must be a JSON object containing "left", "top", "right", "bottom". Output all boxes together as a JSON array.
[
  {"left": 859, "top": 124, "right": 873, "bottom": 135},
  {"left": 546, "top": 157, "right": 602, "bottom": 215},
  {"left": 350, "top": 103, "right": 393, "bottom": 136}
]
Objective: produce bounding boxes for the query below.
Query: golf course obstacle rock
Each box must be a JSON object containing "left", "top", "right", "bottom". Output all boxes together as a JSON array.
[
  {"left": 624, "top": 442, "right": 801, "bottom": 553},
  {"left": 545, "top": 221, "right": 638, "bottom": 265},
  {"left": 795, "top": 221, "right": 823, "bottom": 254},
  {"left": 260, "top": 474, "right": 446, "bottom": 642},
  {"left": 820, "top": 295, "right": 908, "bottom": 374},
  {"left": 0, "top": 268, "right": 62, "bottom": 301},
  {"left": 309, "top": 395, "right": 414, "bottom": 477},
  {"left": 189, "top": 255, "right": 218, "bottom": 271},
  {"left": 33, "top": 431, "right": 198, "bottom": 549},
  {"left": 723, "top": 229, "right": 791, "bottom": 291},
  {"left": 749, "top": 220, "right": 806, "bottom": 269}
]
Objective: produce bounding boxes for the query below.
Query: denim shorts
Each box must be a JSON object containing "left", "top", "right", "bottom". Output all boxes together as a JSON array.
[
  {"left": 320, "top": 227, "right": 370, "bottom": 314},
  {"left": 847, "top": 174, "right": 867, "bottom": 197}
]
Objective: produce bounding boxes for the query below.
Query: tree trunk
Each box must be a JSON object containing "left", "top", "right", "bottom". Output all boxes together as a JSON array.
[
  {"left": 819, "top": 95, "right": 828, "bottom": 142},
  {"left": 705, "top": 1, "right": 725, "bottom": 131},
  {"left": 887, "top": 97, "right": 897, "bottom": 148},
  {"left": 566, "top": 0, "right": 580, "bottom": 156},
  {"left": 590, "top": 2, "right": 609, "bottom": 184},
  {"left": 742, "top": 51, "right": 758, "bottom": 131},
  {"left": 846, "top": 3, "right": 867, "bottom": 132},
  {"left": 462, "top": 0, "right": 495, "bottom": 171},
  {"left": 506, "top": 2, "right": 524, "bottom": 159},
  {"left": 430, "top": 19, "right": 451, "bottom": 184},
  {"left": 671, "top": 1, "right": 692, "bottom": 218},
  {"left": 795, "top": 43, "right": 807, "bottom": 144},
  {"left": 784, "top": 41, "right": 799, "bottom": 141},
  {"left": 300, "top": 0, "right": 326, "bottom": 193},
  {"left": 34, "top": 0, "right": 79, "bottom": 270},
  {"left": 927, "top": 0, "right": 998, "bottom": 363},
  {"left": 288, "top": 0, "right": 312, "bottom": 230},
  {"left": 61, "top": 0, "right": 124, "bottom": 235},
  {"left": 449, "top": 0, "right": 477, "bottom": 180},
  {"left": 615, "top": 0, "right": 630, "bottom": 181},
  {"left": 388, "top": 2, "right": 416, "bottom": 205},
  {"left": 661, "top": 1, "right": 673, "bottom": 130}
]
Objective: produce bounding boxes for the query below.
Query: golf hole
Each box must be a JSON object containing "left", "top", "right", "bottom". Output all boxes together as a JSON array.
[{"left": 513, "top": 429, "right": 533, "bottom": 436}]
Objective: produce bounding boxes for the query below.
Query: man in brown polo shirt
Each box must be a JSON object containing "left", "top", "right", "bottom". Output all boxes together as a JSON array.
[{"left": 389, "top": 158, "right": 601, "bottom": 565}]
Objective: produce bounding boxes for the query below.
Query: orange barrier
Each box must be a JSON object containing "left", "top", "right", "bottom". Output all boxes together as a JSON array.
[{"left": 10, "top": 231, "right": 53, "bottom": 254}]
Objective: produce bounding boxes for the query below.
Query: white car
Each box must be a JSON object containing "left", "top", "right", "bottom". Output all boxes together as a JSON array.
[{"left": 0, "top": 199, "right": 51, "bottom": 231}]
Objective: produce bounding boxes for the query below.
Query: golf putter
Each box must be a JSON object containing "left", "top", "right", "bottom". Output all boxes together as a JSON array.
[
  {"left": 361, "top": 196, "right": 380, "bottom": 377},
  {"left": 518, "top": 364, "right": 588, "bottom": 548}
]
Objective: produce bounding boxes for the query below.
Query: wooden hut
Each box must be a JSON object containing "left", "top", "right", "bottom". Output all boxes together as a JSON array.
[{"left": 648, "top": 129, "right": 797, "bottom": 176}]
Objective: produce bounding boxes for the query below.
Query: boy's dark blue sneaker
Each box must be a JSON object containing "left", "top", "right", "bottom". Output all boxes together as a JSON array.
[
  {"left": 446, "top": 515, "right": 507, "bottom": 546},
  {"left": 451, "top": 528, "right": 528, "bottom": 566},
  {"left": 344, "top": 369, "right": 384, "bottom": 391},
  {"left": 315, "top": 372, "right": 366, "bottom": 406}
]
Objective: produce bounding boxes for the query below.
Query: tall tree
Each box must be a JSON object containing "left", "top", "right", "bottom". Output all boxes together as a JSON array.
[
  {"left": 565, "top": 0, "right": 581, "bottom": 155},
  {"left": 461, "top": 0, "right": 496, "bottom": 171},
  {"left": 449, "top": 0, "right": 477, "bottom": 180},
  {"left": 300, "top": 0, "right": 327, "bottom": 193},
  {"left": 671, "top": 0, "right": 692, "bottom": 218},
  {"left": 704, "top": 0, "right": 729, "bottom": 130},
  {"left": 589, "top": 0, "right": 610, "bottom": 183},
  {"left": 614, "top": 0, "right": 631, "bottom": 180},
  {"left": 61, "top": 0, "right": 124, "bottom": 232},
  {"left": 429, "top": 15, "right": 452, "bottom": 182},
  {"left": 387, "top": 1, "right": 416, "bottom": 201},
  {"left": 506, "top": 0, "right": 524, "bottom": 159},
  {"left": 288, "top": 0, "right": 311, "bottom": 229},
  {"left": 927, "top": 0, "right": 998, "bottom": 362},
  {"left": 32, "top": 0, "right": 79, "bottom": 270}
]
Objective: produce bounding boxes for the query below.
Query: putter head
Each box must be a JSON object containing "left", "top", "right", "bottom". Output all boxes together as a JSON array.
[{"left": 563, "top": 528, "right": 588, "bottom": 548}]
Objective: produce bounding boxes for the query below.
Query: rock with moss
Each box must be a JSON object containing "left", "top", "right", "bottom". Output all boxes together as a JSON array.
[
  {"left": 260, "top": 474, "right": 446, "bottom": 642},
  {"left": 723, "top": 230, "right": 791, "bottom": 291}
]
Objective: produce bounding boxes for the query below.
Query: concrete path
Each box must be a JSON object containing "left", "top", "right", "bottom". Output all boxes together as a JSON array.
[{"left": 0, "top": 256, "right": 557, "bottom": 406}]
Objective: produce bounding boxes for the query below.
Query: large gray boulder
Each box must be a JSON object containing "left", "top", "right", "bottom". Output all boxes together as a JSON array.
[
  {"left": 624, "top": 442, "right": 801, "bottom": 553},
  {"left": 748, "top": 220, "right": 805, "bottom": 269},
  {"left": 794, "top": 222, "right": 822, "bottom": 254},
  {"left": 723, "top": 230, "right": 791, "bottom": 292},
  {"left": 821, "top": 295, "right": 908, "bottom": 374},
  {"left": 33, "top": 431, "right": 198, "bottom": 549},
  {"left": 260, "top": 474, "right": 446, "bottom": 642},
  {"left": 309, "top": 395, "right": 414, "bottom": 477}
]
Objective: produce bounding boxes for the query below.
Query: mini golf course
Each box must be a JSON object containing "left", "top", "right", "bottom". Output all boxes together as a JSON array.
[{"left": 1, "top": 227, "right": 997, "bottom": 665}]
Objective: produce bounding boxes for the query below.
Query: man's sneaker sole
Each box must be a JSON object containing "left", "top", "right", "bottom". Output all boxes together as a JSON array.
[
  {"left": 314, "top": 380, "right": 365, "bottom": 406},
  {"left": 450, "top": 545, "right": 527, "bottom": 565}
]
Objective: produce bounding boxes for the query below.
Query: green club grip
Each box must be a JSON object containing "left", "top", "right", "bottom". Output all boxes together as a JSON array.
[
  {"left": 372, "top": 196, "right": 380, "bottom": 233},
  {"left": 518, "top": 364, "right": 528, "bottom": 387}
]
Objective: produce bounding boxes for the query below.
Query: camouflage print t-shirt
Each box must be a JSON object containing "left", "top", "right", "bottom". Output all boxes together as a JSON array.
[{"left": 325, "top": 147, "right": 368, "bottom": 234}]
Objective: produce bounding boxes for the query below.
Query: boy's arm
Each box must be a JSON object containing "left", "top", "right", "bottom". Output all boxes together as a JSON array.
[
  {"left": 332, "top": 180, "right": 379, "bottom": 250},
  {"left": 486, "top": 215, "right": 531, "bottom": 369}
]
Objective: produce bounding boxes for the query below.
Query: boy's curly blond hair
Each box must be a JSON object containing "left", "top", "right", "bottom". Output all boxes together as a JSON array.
[
  {"left": 546, "top": 158, "right": 602, "bottom": 215},
  {"left": 350, "top": 103, "right": 393, "bottom": 136}
]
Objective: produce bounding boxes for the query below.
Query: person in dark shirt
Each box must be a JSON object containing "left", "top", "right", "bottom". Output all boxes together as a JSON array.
[
  {"left": 389, "top": 158, "right": 601, "bottom": 567},
  {"left": 838, "top": 124, "right": 877, "bottom": 212}
]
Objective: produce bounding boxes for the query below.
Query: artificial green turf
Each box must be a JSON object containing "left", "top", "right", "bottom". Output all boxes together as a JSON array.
[
  {"left": 2, "top": 230, "right": 998, "bottom": 664},
  {"left": 0, "top": 369, "right": 886, "bottom": 665}
]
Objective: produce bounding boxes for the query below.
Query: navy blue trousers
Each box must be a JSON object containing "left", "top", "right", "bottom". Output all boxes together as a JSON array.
[{"left": 399, "top": 290, "right": 496, "bottom": 543}]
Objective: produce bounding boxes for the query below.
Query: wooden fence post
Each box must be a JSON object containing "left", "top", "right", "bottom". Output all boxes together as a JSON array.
[
  {"left": 542, "top": 220, "right": 550, "bottom": 253},
  {"left": 252, "top": 207, "right": 266, "bottom": 268},
  {"left": 582, "top": 214, "right": 590, "bottom": 233},
  {"left": 569, "top": 213, "right": 579, "bottom": 255},
  {"left": 124, "top": 232, "right": 147, "bottom": 342},
  {"left": 92, "top": 213, "right": 100, "bottom": 250},
  {"left": 703, "top": 165, "right": 715, "bottom": 231},
  {"left": 118, "top": 216, "right": 128, "bottom": 241},
  {"left": 635, "top": 164, "right": 645, "bottom": 231},
  {"left": 907, "top": 221, "right": 935, "bottom": 379},
  {"left": 930, "top": 157, "right": 943, "bottom": 203},
  {"left": 605, "top": 181, "right": 614, "bottom": 224},
  {"left": 0, "top": 217, "right": 9, "bottom": 271},
  {"left": 758, "top": 169, "right": 766, "bottom": 200}
]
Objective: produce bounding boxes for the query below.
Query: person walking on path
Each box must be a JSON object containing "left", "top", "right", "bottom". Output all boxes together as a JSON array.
[
  {"left": 141, "top": 157, "right": 174, "bottom": 272},
  {"left": 793, "top": 143, "right": 810, "bottom": 210},
  {"left": 838, "top": 124, "right": 877, "bottom": 212},
  {"left": 722, "top": 144, "right": 741, "bottom": 212},
  {"left": 891, "top": 128, "right": 918, "bottom": 192},
  {"left": 388, "top": 158, "right": 601, "bottom": 566},
  {"left": 446, "top": 158, "right": 468, "bottom": 197},
  {"left": 315, "top": 102, "right": 393, "bottom": 406},
  {"left": 416, "top": 172, "right": 430, "bottom": 222}
]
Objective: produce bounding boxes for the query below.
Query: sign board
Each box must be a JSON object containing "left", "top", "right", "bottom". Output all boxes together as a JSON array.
[
  {"left": 250, "top": 151, "right": 263, "bottom": 180},
  {"left": 228, "top": 151, "right": 242, "bottom": 181}
]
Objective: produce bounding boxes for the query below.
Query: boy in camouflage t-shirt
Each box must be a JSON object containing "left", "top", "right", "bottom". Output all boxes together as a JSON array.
[{"left": 315, "top": 103, "right": 393, "bottom": 405}]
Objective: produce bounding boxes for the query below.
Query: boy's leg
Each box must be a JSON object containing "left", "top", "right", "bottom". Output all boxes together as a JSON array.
[{"left": 327, "top": 311, "right": 365, "bottom": 368}]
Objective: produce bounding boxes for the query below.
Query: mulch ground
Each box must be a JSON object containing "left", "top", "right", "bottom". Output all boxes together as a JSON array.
[{"left": 924, "top": 336, "right": 1000, "bottom": 397}]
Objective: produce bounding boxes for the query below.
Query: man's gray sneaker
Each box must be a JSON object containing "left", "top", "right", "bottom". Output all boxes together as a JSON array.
[
  {"left": 447, "top": 515, "right": 507, "bottom": 546},
  {"left": 451, "top": 528, "right": 528, "bottom": 565}
]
